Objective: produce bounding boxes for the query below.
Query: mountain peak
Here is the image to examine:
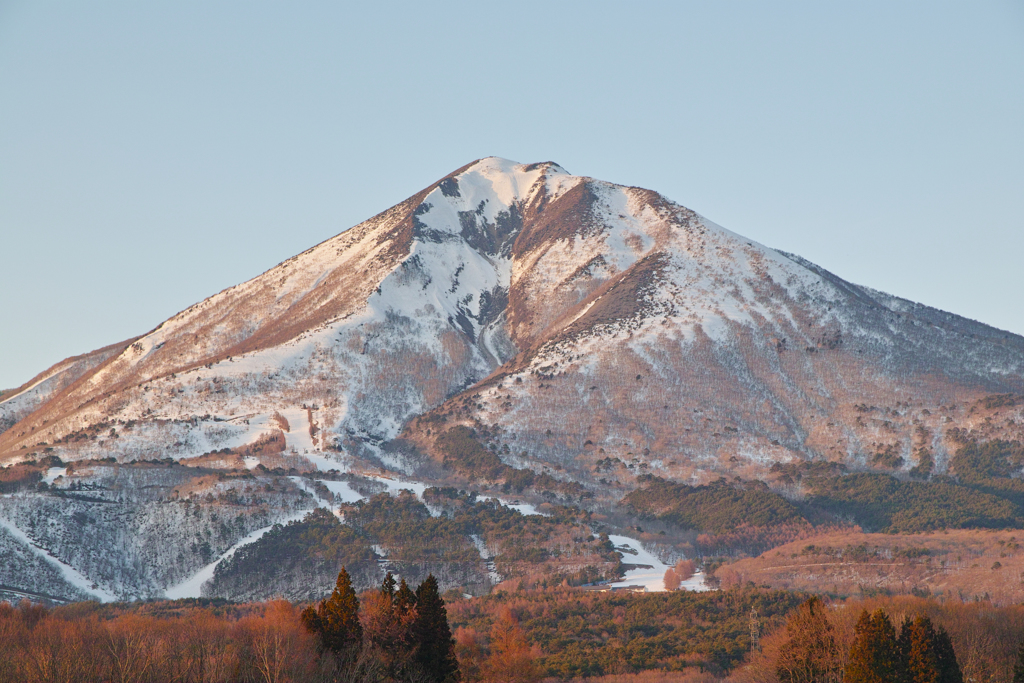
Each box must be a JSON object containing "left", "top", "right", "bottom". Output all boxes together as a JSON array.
[
  {"left": 2, "top": 160, "right": 1022, "bottom": 482},
  {"left": 2, "top": 159, "right": 1023, "bottom": 603}
]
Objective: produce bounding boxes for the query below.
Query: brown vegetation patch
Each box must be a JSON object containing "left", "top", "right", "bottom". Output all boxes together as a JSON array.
[
  {"left": 717, "top": 528, "right": 1024, "bottom": 606},
  {"left": 740, "top": 594, "right": 1024, "bottom": 683},
  {"left": 559, "top": 251, "right": 670, "bottom": 340}
]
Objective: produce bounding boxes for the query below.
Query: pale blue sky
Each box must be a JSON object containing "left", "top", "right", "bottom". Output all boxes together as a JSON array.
[{"left": 1, "top": 1, "right": 1022, "bottom": 389}]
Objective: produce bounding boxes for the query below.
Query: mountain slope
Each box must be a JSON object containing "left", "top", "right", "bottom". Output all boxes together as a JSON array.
[
  {"left": 1, "top": 157, "right": 1022, "bottom": 602},
  {"left": 0, "top": 339, "right": 132, "bottom": 437},
  {"left": 3, "top": 157, "right": 1022, "bottom": 476}
]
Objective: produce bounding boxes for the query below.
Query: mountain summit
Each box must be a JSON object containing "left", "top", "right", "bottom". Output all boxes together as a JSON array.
[
  {"left": 1, "top": 158, "right": 1022, "bottom": 601},
  {"left": 3, "top": 157, "right": 1020, "bottom": 477}
]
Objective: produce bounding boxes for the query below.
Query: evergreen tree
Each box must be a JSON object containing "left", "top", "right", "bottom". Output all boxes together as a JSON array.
[
  {"left": 775, "top": 597, "right": 842, "bottom": 683},
  {"left": 300, "top": 567, "right": 363, "bottom": 656},
  {"left": 300, "top": 601, "right": 321, "bottom": 630},
  {"left": 933, "top": 626, "right": 962, "bottom": 683},
  {"left": 895, "top": 614, "right": 962, "bottom": 683},
  {"left": 396, "top": 577, "right": 417, "bottom": 616},
  {"left": 845, "top": 609, "right": 904, "bottom": 683},
  {"left": 413, "top": 574, "right": 460, "bottom": 683},
  {"left": 381, "top": 571, "right": 397, "bottom": 601},
  {"left": 899, "top": 616, "right": 941, "bottom": 683},
  {"left": 1014, "top": 640, "right": 1024, "bottom": 683},
  {"left": 362, "top": 572, "right": 420, "bottom": 679}
]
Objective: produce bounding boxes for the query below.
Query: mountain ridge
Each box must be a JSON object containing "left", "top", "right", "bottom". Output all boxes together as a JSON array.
[
  {"left": 1, "top": 157, "right": 1022, "bottom": 602},
  {"left": 3, "top": 157, "right": 1022, "bottom": 473}
]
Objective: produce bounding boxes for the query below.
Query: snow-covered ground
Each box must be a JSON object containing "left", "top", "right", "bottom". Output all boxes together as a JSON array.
[
  {"left": 679, "top": 571, "right": 709, "bottom": 592},
  {"left": 164, "top": 510, "right": 309, "bottom": 599},
  {"left": 7, "top": 157, "right": 1022, "bottom": 609},
  {"left": 289, "top": 476, "right": 339, "bottom": 515},
  {"left": 165, "top": 473, "right": 356, "bottom": 600},
  {"left": 278, "top": 407, "right": 318, "bottom": 453},
  {"left": 502, "top": 500, "right": 546, "bottom": 516},
  {"left": 42, "top": 467, "right": 66, "bottom": 485},
  {"left": 478, "top": 495, "right": 547, "bottom": 516},
  {"left": 161, "top": 467, "right": 554, "bottom": 600},
  {"left": 608, "top": 535, "right": 709, "bottom": 593},
  {"left": 362, "top": 475, "right": 427, "bottom": 498},
  {"left": 318, "top": 479, "right": 364, "bottom": 504},
  {"left": 470, "top": 534, "right": 501, "bottom": 584},
  {"left": 304, "top": 451, "right": 348, "bottom": 472},
  {"left": 0, "top": 517, "right": 116, "bottom": 602},
  {"left": 305, "top": 448, "right": 552, "bottom": 519},
  {"left": 305, "top": 459, "right": 547, "bottom": 519}
]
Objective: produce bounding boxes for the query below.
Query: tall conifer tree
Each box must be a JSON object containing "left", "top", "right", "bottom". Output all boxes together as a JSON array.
[
  {"left": 1014, "top": 640, "right": 1024, "bottom": 683},
  {"left": 932, "top": 626, "right": 962, "bottom": 683},
  {"left": 381, "top": 571, "right": 397, "bottom": 601},
  {"left": 413, "top": 574, "right": 460, "bottom": 683},
  {"left": 396, "top": 577, "right": 417, "bottom": 616},
  {"left": 896, "top": 614, "right": 962, "bottom": 683},
  {"left": 301, "top": 567, "right": 363, "bottom": 656},
  {"left": 899, "top": 616, "right": 941, "bottom": 683},
  {"left": 845, "top": 609, "right": 904, "bottom": 683}
]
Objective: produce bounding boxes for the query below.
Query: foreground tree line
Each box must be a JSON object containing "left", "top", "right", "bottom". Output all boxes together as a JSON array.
[
  {"left": 741, "top": 595, "right": 1024, "bottom": 683},
  {"left": 0, "top": 568, "right": 459, "bottom": 683},
  {"left": 3, "top": 580, "right": 1024, "bottom": 682},
  {"left": 770, "top": 598, "right": 960, "bottom": 683},
  {"left": 299, "top": 569, "right": 459, "bottom": 683}
]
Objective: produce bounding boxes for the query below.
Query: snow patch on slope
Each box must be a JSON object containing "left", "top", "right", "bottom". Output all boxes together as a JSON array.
[
  {"left": 0, "top": 517, "right": 116, "bottom": 602},
  {"left": 164, "top": 510, "right": 310, "bottom": 599},
  {"left": 608, "top": 535, "right": 709, "bottom": 593}
]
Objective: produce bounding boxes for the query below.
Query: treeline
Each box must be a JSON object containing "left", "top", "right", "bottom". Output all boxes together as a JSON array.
[
  {"left": 807, "top": 473, "right": 1022, "bottom": 533},
  {"left": 0, "top": 569, "right": 460, "bottom": 683},
  {"left": 4, "top": 585, "right": 1024, "bottom": 682},
  {"left": 448, "top": 584, "right": 807, "bottom": 678},
  {"left": 769, "top": 598, "right": 960, "bottom": 683},
  {"left": 623, "top": 476, "right": 808, "bottom": 534},
  {"left": 433, "top": 426, "right": 591, "bottom": 500},
  {"left": 741, "top": 594, "right": 1024, "bottom": 683},
  {"left": 808, "top": 440, "right": 1024, "bottom": 533},
  {"left": 0, "top": 598, "right": 316, "bottom": 683},
  {"left": 207, "top": 490, "right": 619, "bottom": 600},
  {"left": 209, "top": 508, "right": 379, "bottom": 601},
  {"left": 0, "top": 455, "right": 62, "bottom": 493},
  {"left": 418, "top": 488, "right": 620, "bottom": 585},
  {"left": 950, "top": 440, "right": 1024, "bottom": 504},
  {"left": 626, "top": 440, "right": 1024, "bottom": 541},
  {"left": 347, "top": 491, "right": 481, "bottom": 571}
]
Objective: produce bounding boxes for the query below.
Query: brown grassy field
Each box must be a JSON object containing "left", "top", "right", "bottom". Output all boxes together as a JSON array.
[{"left": 715, "top": 527, "right": 1024, "bottom": 605}]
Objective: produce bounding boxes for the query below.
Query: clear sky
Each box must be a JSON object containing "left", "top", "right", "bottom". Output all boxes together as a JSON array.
[{"left": 1, "top": 1, "right": 1022, "bottom": 389}]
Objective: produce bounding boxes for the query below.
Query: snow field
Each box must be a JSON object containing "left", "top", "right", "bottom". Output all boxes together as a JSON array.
[
  {"left": 607, "top": 535, "right": 708, "bottom": 593},
  {"left": 164, "top": 509, "right": 311, "bottom": 600},
  {"left": 42, "top": 467, "right": 66, "bottom": 485},
  {"left": 0, "top": 517, "right": 116, "bottom": 602}
]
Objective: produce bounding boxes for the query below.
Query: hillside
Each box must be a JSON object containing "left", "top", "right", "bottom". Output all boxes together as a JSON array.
[
  {"left": 1, "top": 157, "right": 1022, "bottom": 602},
  {"left": 715, "top": 527, "right": 1024, "bottom": 607}
]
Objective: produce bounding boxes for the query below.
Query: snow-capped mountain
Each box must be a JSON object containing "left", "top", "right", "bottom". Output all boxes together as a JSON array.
[
  {"left": 3, "top": 157, "right": 1021, "bottom": 475},
  {"left": 2, "top": 157, "right": 1022, "bottom": 602}
]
